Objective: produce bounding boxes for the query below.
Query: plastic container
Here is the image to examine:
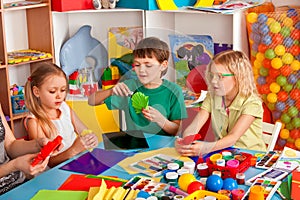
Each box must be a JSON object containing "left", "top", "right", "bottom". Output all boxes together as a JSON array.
[{"left": 11, "top": 95, "right": 28, "bottom": 114}]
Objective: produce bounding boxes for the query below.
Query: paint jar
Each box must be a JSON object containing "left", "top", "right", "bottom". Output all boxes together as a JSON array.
[
  {"left": 197, "top": 163, "right": 209, "bottom": 177},
  {"left": 165, "top": 172, "right": 178, "bottom": 186},
  {"left": 210, "top": 153, "right": 222, "bottom": 165},
  {"left": 183, "top": 161, "right": 196, "bottom": 174},
  {"left": 218, "top": 189, "right": 231, "bottom": 197},
  {"left": 177, "top": 168, "right": 190, "bottom": 176},
  {"left": 250, "top": 156, "right": 257, "bottom": 166},
  {"left": 222, "top": 151, "right": 232, "bottom": 157},
  {"left": 236, "top": 173, "right": 245, "bottom": 185},
  {"left": 249, "top": 185, "right": 265, "bottom": 200},
  {"left": 167, "top": 163, "right": 180, "bottom": 172},
  {"left": 231, "top": 189, "right": 245, "bottom": 200},
  {"left": 199, "top": 177, "right": 207, "bottom": 187},
  {"left": 147, "top": 196, "right": 158, "bottom": 200},
  {"left": 226, "top": 159, "right": 239, "bottom": 168},
  {"left": 212, "top": 171, "right": 222, "bottom": 177},
  {"left": 216, "top": 158, "right": 226, "bottom": 167},
  {"left": 173, "top": 195, "right": 184, "bottom": 200}
]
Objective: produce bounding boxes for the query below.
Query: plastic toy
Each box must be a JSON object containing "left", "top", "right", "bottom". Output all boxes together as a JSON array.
[
  {"left": 31, "top": 135, "right": 63, "bottom": 167},
  {"left": 187, "top": 181, "right": 204, "bottom": 194},
  {"left": 222, "top": 178, "right": 238, "bottom": 191},
  {"left": 206, "top": 175, "right": 223, "bottom": 192},
  {"left": 94, "top": 0, "right": 119, "bottom": 9},
  {"left": 178, "top": 173, "right": 196, "bottom": 192}
]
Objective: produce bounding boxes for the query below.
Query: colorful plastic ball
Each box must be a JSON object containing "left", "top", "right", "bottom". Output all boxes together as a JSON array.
[
  {"left": 282, "top": 53, "right": 294, "bottom": 64},
  {"left": 277, "top": 91, "right": 289, "bottom": 102},
  {"left": 280, "top": 65, "right": 292, "bottom": 76},
  {"left": 262, "top": 35, "right": 272, "bottom": 45},
  {"left": 283, "top": 84, "right": 293, "bottom": 93},
  {"left": 286, "top": 142, "right": 296, "bottom": 149},
  {"left": 281, "top": 113, "right": 291, "bottom": 124},
  {"left": 247, "top": 12, "right": 258, "bottom": 23},
  {"left": 269, "top": 68, "right": 281, "bottom": 79},
  {"left": 289, "top": 45, "right": 300, "bottom": 57},
  {"left": 288, "top": 106, "right": 299, "bottom": 117},
  {"left": 290, "top": 129, "right": 300, "bottom": 140},
  {"left": 254, "top": 60, "right": 262, "bottom": 69},
  {"left": 272, "top": 111, "right": 282, "bottom": 120},
  {"left": 187, "top": 181, "right": 205, "bottom": 194},
  {"left": 287, "top": 8, "right": 298, "bottom": 17},
  {"left": 276, "top": 75, "right": 287, "bottom": 86},
  {"left": 291, "top": 60, "right": 300, "bottom": 71},
  {"left": 287, "top": 98, "right": 296, "bottom": 107},
  {"left": 222, "top": 178, "right": 238, "bottom": 191},
  {"left": 276, "top": 101, "right": 286, "bottom": 112},
  {"left": 274, "top": 45, "right": 286, "bottom": 56},
  {"left": 178, "top": 173, "right": 196, "bottom": 192},
  {"left": 288, "top": 74, "right": 298, "bottom": 84},
  {"left": 266, "top": 76, "right": 276, "bottom": 85},
  {"left": 296, "top": 80, "right": 300, "bottom": 89},
  {"left": 283, "top": 37, "right": 294, "bottom": 48},
  {"left": 265, "top": 49, "right": 276, "bottom": 59},
  {"left": 295, "top": 138, "right": 300, "bottom": 150},
  {"left": 295, "top": 21, "right": 300, "bottom": 29},
  {"left": 206, "top": 175, "right": 223, "bottom": 192},
  {"left": 269, "top": 82, "right": 281, "bottom": 93},
  {"left": 260, "top": 84, "right": 271, "bottom": 94},
  {"left": 250, "top": 32, "right": 261, "bottom": 43},
  {"left": 267, "top": 93, "right": 278, "bottom": 103},
  {"left": 257, "top": 76, "right": 266, "bottom": 85},
  {"left": 259, "top": 24, "right": 270, "bottom": 35},
  {"left": 270, "top": 21, "right": 281, "bottom": 34},
  {"left": 291, "top": 29, "right": 300, "bottom": 40},
  {"left": 266, "top": 17, "right": 275, "bottom": 26},
  {"left": 290, "top": 89, "right": 300, "bottom": 100},
  {"left": 280, "top": 129, "right": 290, "bottom": 139},
  {"left": 283, "top": 17, "right": 294, "bottom": 27},
  {"left": 258, "top": 13, "right": 268, "bottom": 24},
  {"left": 280, "top": 26, "right": 291, "bottom": 37},
  {"left": 267, "top": 103, "right": 276, "bottom": 111},
  {"left": 292, "top": 117, "right": 300, "bottom": 128},
  {"left": 272, "top": 33, "right": 284, "bottom": 46},
  {"left": 259, "top": 67, "right": 269, "bottom": 76},
  {"left": 271, "top": 57, "right": 283, "bottom": 69},
  {"left": 258, "top": 44, "right": 268, "bottom": 53},
  {"left": 263, "top": 59, "right": 272, "bottom": 68},
  {"left": 256, "top": 52, "right": 265, "bottom": 62},
  {"left": 277, "top": 138, "right": 287, "bottom": 147}
]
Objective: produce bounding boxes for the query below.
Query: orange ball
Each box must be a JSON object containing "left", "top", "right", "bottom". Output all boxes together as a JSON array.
[{"left": 280, "top": 129, "right": 290, "bottom": 139}]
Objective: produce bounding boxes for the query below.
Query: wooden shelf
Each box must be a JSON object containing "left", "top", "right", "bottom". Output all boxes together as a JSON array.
[{"left": 3, "top": 3, "right": 49, "bottom": 11}]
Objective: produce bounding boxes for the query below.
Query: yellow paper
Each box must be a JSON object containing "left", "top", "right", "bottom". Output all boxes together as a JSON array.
[
  {"left": 118, "top": 147, "right": 193, "bottom": 174},
  {"left": 88, "top": 187, "right": 100, "bottom": 200},
  {"left": 93, "top": 179, "right": 107, "bottom": 200},
  {"left": 194, "top": 0, "right": 215, "bottom": 7},
  {"left": 104, "top": 186, "right": 116, "bottom": 200},
  {"left": 111, "top": 187, "right": 126, "bottom": 200}
]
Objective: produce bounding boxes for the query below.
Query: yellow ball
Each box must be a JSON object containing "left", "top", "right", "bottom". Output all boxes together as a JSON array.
[
  {"left": 267, "top": 93, "right": 277, "bottom": 103},
  {"left": 274, "top": 45, "right": 286, "bottom": 56},
  {"left": 282, "top": 53, "right": 294, "bottom": 65},
  {"left": 269, "top": 82, "right": 281, "bottom": 93},
  {"left": 256, "top": 52, "right": 265, "bottom": 62},
  {"left": 295, "top": 138, "right": 300, "bottom": 150},
  {"left": 291, "top": 60, "right": 300, "bottom": 71},
  {"left": 266, "top": 17, "right": 275, "bottom": 26},
  {"left": 271, "top": 57, "right": 283, "bottom": 69},
  {"left": 254, "top": 59, "right": 262, "bottom": 69},
  {"left": 280, "top": 129, "right": 289, "bottom": 140},
  {"left": 247, "top": 12, "right": 258, "bottom": 23},
  {"left": 178, "top": 173, "right": 196, "bottom": 192},
  {"left": 283, "top": 17, "right": 294, "bottom": 27}
]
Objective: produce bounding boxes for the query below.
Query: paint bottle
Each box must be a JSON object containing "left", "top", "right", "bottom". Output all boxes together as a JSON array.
[
  {"left": 249, "top": 185, "right": 264, "bottom": 200},
  {"left": 167, "top": 163, "right": 180, "bottom": 172},
  {"left": 183, "top": 161, "right": 196, "bottom": 174},
  {"left": 236, "top": 173, "right": 245, "bottom": 185},
  {"left": 165, "top": 172, "right": 178, "bottom": 186},
  {"left": 197, "top": 163, "right": 209, "bottom": 177},
  {"left": 177, "top": 168, "right": 190, "bottom": 176},
  {"left": 231, "top": 189, "right": 245, "bottom": 200}
]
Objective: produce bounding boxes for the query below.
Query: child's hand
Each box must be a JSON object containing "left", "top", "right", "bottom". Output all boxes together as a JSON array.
[
  {"left": 16, "top": 153, "right": 49, "bottom": 176},
  {"left": 142, "top": 106, "right": 166, "bottom": 125},
  {"left": 35, "top": 137, "right": 63, "bottom": 156},
  {"left": 112, "top": 82, "right": 132, "bottom": 96},
  {"left": 80, "top": 132, "right": 99, "bottom": 150}
]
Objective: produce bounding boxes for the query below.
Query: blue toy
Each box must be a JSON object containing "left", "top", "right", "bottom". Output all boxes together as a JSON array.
[
  {"left": 222, "top": 178, "right": 238, "bottom": 191},
  {"left": 206, "top": 175, "right": 223, "bottom": 192},
  {"left": 60, "top": 25, "right": 108, "bottom": 86}
]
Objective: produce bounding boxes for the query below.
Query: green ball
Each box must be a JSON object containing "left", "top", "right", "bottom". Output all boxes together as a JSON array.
[
  {"left": 259, "top": 67, "right": 269, "bottom": 76},
  {"left": 281, "top": 113, "right": 291, "bottom": 124},
  {"left": 265, "top": 49, "right": 276, "bottom": 59},
  {"left": 288, "top": 106, "right": 299, "bottom": 117},
  {"left": 280, "top": 26, "right": 291, "bottom": 37},
  {"left": 283, "top": 84, "right": 293, "bottom": 92},
  {"left": 276, "top": 75, "right": 287, "bottom": 86},
  {"left": 296, "top": 80, "right": 300, "bottom": 89},
  {"left": 292, "top": 118, "right": 300, "bottom": 128},
  {"left": 285, "top": 122, "right": 294, "bottom": 130}
]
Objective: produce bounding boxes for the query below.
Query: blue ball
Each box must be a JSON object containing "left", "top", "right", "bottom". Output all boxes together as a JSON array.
[
  {"left": 288, "top": 74, "right": 298, "bottom": 84},
  {"left": 276, "top": 102, "right": 286, "bottom": 111},
  {"left": 222, "top": 178, "right": 238, "bottom": 191},
  {"left": 258, "top": 13, "right": 268, "bottom": 24},
  {"left": 259, "top": 24, "right": 270, "bottom": 35},
  {"left": 206, "top": 175, "right": 223, "bottom": 192},
  {"left": 262, "top": 35, "right": 272, "bottom": 45},
  {"left": 284, "top": 37, "right": 294, "bottom": 47},
  {"left": 257, "top": 76, "right": 266, "bottom": 85}
]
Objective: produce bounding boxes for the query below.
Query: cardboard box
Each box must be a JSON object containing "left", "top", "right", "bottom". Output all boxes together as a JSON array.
[
  {"left": 117, "top": 0, "right": 196, "bottom": 10},
  {"left": 52, "top": 0, "right": 94, "bottom": 12}
]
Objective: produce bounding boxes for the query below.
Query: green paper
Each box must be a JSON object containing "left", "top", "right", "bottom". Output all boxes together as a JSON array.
[
  {"left": 31, "top": 190, "right": 88, "bottom": 200},
  {"left": 131, "top": 92, "right": 149, "bottom": 114}
]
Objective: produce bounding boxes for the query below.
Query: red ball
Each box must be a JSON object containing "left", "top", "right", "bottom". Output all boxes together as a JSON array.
[
  {"left": 272, "top": 34, "right": 284, "bottom": 46},
  {"left": 289, "top": 45, "right": 300, "bottom": 56},
  {"left": 268, "top": 68, "right": 281, "bottom": 78},
  {"left": 259, "top": 84, "right": 271, "bottom": 94},
  {"left": 263, "top": 58, "right": 272, "bottom": 68},
  {"left": 285, "top": 142, "right": 296, "bottom": 149},
  {"left": 258, "top": 44, "right": 268, "bottom": 53},
  {"left": 290, "top": 89, "right": 300, "bottom": 100},
  {"left": 280, "top": 65, "right": 292, "bottom": 76},
  {"left": 277, "top": 91, "right": 289, "bottom": 102},
  {"left": 291, "top": 29, "right": 300, "bottom": 40},
  {"left": 187, "top": 181, "right": 205, "bottom": 194},
  {"left": 290, "top": 129, "right": 300, "bottom": 140}
]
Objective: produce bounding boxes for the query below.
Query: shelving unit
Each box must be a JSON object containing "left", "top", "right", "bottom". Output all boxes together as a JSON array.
[{"left": 0, "top": 0, "right": 54, "bottom": 138}]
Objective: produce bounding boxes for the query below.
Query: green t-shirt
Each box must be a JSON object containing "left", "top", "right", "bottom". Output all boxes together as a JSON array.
[
  {"left": 201, "top": 92, "right": 266, "bottom": 151},
  {"left": 105, "top": 79, "right": 187, "bottom": 136}
]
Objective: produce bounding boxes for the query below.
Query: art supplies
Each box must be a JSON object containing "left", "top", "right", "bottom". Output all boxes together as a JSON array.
[
  {"left": 242, "top": 178, "right": 281, "bottom": 200},
  {"left": 255, "top": 151, "right": 281, "bottom": 169},
  {"left": 274, "top": 147, "right": 300, "bottom": 173},
  {"left": 130, "top": 154, "right": 183, "bottom": 177},
  {"left": 246, "top": 167, "right": 288, "bottom": 185}
]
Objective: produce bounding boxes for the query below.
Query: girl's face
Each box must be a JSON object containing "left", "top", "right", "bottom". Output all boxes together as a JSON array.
[
  {"left": 33, "top": 75, "right": 67, "bottom": 112},
  {"left": 208, "top": 63, "right": 236, "bottom": 96},
  {"left": 133, "top": 56, "right": 167, "bottom": 88}
]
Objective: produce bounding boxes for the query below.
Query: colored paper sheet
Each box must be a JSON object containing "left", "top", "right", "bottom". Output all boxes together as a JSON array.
[
  {"left": 59, "top": 148, "right": 128, "bottom": 175},
  {"left": 31, "top": 190, "right": 88, "bottom": 200},
  {"left": 58, "top": 174, "right": 124, "bottom": 191},
  {"left": 291, "top": 171, "right": 300, "bottom": 199},
  {"left": 118, "top": 147, "right": 193, "bottom": 174}
]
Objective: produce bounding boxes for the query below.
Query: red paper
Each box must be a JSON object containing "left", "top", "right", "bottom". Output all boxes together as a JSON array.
[
  {"left": 58, "top": 174, "right": 124, "bottom": 191},
  {"left": 178, "top": 134, "right": 202, "bottom": 145},
  {"left": 291, "top": 171, "right": 300, "bottom": 199}
]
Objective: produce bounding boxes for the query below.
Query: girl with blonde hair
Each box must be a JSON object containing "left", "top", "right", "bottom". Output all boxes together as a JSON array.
[{"left": 176, "top": 50, "right": 266, "bottom": 156}]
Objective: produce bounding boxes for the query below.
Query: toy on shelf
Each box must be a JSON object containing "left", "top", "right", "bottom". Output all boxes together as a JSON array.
[
  {"left": 93, "top": 0, "right": 119, "bottom": 9},
  {"left": 4, "top": 0, "right": 42, "bottom": 8},
  {"left": 10, "top": 84, "right": 27, "bottom": 114},
  {"left": 8, "top": 49, "right": 51, "bottom": 64},
  {"left": 101, "top": 66, "right": 120, "bottom": 90},
  {"left": 68, "top": 71, "right": 81, "bottom": 95}
]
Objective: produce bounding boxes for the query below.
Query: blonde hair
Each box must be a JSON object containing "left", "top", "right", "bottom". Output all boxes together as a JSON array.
[
  {"left": 24, "top": 63, "right": 68, "bottom": 139},
  {"left": 133, "top": 37, "right": 170, "bottom": 76},
  {"left": 206, "top": 50, "right": 259, "bottom": 97}
]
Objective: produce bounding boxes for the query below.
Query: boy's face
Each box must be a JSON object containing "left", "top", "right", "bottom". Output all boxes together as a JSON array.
[{"left": 133, "top": 56, "right": 167, "bottom": 88}]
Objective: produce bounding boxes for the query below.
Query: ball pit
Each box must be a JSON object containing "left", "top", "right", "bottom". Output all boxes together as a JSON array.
[{"left": 246, "top": 6, "right": 300, "bottom": 150}]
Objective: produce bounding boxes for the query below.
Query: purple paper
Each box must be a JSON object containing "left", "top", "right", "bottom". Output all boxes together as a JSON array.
[{"left": 59, "top": 148, "right": 129, "bottom": 175}]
